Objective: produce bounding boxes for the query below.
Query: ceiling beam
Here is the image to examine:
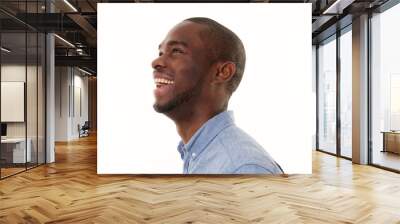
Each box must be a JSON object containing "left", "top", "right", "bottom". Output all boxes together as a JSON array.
[
  {"left": 323, "top": 0, "right": 356, "bottom": 14},
  {"left": 67, "top": 13, "right": 97, "bottom": 39},
  {"left": 312, "top": 15, "right": 335, "bottom": 33},
  {"left": 55, "top": 55, "right": 96, "bottom": 69}
]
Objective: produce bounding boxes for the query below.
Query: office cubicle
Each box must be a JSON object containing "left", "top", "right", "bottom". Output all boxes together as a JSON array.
[{"left": 0, "top": 1, "right": 46, "bottom": 179}]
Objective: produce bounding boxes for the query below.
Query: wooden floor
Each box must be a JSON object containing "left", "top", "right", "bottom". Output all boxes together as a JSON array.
[
  {"left": 1, "top": 134, "right": 400, "bottom": 223},
  {"left": 0, "top": 167, "right": 26, "bottom": 178},
  {"left": 373, "top": 150, "right": 400, "bottom": 171},
  {"left": 1, "top": 163, "right": 43, "bottom": 178}
]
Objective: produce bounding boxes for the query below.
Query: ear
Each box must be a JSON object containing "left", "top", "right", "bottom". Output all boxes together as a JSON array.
[{"left": 214, "top": 61, "right": 236, "bottom": 84}]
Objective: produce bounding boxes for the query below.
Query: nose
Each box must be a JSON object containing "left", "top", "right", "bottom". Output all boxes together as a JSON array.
[{"left": 151, "top": 55, "right": 166, "bottom": 71}]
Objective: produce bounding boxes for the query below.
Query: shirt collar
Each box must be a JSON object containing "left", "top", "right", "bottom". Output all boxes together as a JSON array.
[{"left": 177, "top": 110, "right": 235, "bottom": 159}]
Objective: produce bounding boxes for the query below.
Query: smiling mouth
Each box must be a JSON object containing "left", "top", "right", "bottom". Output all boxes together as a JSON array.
[{"left": 154, "top": 78, "right": 175, "bottom": 88}]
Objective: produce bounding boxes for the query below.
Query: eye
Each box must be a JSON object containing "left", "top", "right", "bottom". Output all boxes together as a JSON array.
[
  {"left": 158, "top": 51, "right": 163, "bottom": 57},
  {"left": 172, "top": 48, "right": 184, "bottom": 54}
]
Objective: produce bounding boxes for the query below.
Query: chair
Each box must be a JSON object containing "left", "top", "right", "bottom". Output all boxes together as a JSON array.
[{"left": 79, "top": 121, "right": 90, "bottom": 138}]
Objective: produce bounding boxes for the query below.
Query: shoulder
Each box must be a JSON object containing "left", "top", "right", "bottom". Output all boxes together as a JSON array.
[{"left": 214, "top": 125, "right": 283, "bottom": 174}]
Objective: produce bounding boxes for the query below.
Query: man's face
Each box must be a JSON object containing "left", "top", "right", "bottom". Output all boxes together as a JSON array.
[{"left": 151, "top": 21, "right": 211, "bottom": 114}]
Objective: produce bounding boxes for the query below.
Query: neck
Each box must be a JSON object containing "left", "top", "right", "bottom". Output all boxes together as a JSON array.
[{"left": 168, "top": 105, "right": 225, "bottom": 144}]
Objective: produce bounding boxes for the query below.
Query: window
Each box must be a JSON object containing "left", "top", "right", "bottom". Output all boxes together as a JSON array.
[
  {"left": 318, "top": 36, "right": 337, "bottom": 154},
  {"left": 339, "top": 28, "right": 352, "bottom": 158},
  {"left": 371, "top": 2, "right": 400, "bottom": 171}
]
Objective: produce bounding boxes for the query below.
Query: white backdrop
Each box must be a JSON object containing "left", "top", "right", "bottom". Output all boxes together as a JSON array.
[{"left": 98, "top": 3, "right": 312, "bottom": 174}]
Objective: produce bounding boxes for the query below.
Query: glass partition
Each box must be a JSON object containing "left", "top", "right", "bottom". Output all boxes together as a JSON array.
[
  {"left": 38, "top": 32, "right": 45, "bottom": 165},
  {"left": 339, "top": 28, "right": 352, "bottom": 158},
  {"left": 317, "top": 36, "right": 337, "bottom": 155},
  {"left": 27, "top": 31, "right": 38, "bottom": 169},
  {"left": 371, "top": 3, "right": 400, "bottom": 171},
  {"left": 26, "top": 0, "right": 45, "bottom": 169},
  {"left": 1, "top": 31, "right": 28, "bottom": 177},
  {"left": 0, "top": 1, "right": 46, "bottom": 179}
]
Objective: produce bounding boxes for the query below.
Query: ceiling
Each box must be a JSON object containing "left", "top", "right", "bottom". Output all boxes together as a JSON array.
[{"left": 0, "top": 0, "right": 393, "bottom": 75}]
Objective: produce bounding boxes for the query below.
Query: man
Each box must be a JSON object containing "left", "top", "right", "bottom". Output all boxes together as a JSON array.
[{"left": 151, "top": 17, "right": 283, "bottom": 174}]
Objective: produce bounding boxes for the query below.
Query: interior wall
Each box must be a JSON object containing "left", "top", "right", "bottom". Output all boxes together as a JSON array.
[
  {"left": 55, "top": 66, "right": 70, "bottom": 141},
  {"left": 88, "top": 77, "right": 97, "bottom": 132},
  {"left": 55, "top": 66, "right": 89, "bottom": 141},
  {"left": 1, "top": 64, "right": 40, "bottom": 138},
  {"left": 73, "top": 69, "right": 89, "bottom": 136},
  {"left": 1, "top": 63, "right": 45, "bottom": 167}
]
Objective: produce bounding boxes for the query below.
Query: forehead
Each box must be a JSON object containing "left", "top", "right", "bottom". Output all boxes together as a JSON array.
[{"left": 160, "top": 21, "right": 207, "bottom": 49}]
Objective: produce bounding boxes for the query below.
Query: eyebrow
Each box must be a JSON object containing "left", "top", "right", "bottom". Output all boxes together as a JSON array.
[{"left": 158, "top": 40, "right": 188, "bottom": 50}]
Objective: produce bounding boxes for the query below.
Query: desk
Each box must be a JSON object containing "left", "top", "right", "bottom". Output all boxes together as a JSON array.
[
  {"left": 1, "top": 138, "right": 31, "bottom": 163},
  {"left": 381, "top": 131, "right": 400, "bottom": 154}
]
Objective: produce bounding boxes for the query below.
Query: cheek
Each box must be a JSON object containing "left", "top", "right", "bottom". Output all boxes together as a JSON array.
[{"left": 173, "top": 61, "right": 204, "bottom": 90}]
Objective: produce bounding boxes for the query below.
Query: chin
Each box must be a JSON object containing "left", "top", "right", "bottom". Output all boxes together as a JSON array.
[
  {"left": 153, "top": 103, "right": 163, "bottom": 113},
  {"left": 153, "top": 102, "right": 174, "bottom": 113}
]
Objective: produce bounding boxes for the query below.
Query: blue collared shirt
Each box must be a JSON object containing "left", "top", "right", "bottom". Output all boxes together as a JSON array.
[{"left": 177, "top": 111, "right": 284, "bottom": 174}]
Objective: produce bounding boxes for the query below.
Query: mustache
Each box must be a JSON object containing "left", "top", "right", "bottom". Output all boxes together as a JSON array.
[{"left": 153, "top": 69, "right": 174, "bottom": 78}]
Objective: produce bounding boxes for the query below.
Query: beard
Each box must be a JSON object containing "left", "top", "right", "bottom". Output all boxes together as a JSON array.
[{"left": 153, "top": 81, "right": 203, "bottom": 114}]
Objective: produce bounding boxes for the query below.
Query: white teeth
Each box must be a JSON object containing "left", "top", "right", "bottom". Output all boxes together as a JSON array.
[{"left": 155, "top": 78, "right": 174, "bottom": 85}]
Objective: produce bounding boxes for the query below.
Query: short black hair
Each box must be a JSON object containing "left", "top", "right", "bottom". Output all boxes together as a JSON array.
[{"left": 184, "top": 17, "right": 246, "bottom": 95}]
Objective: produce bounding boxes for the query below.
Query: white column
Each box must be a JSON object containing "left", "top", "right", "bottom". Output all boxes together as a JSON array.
[
  {"left": 46, "top": 33, "right": 55, "bottom": 163},
  {"left": 46, "top": 1, "right": 55, "bottom": 163},
  {"left": 352, "top": 14, "right": 369, "bottom": 164}
]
